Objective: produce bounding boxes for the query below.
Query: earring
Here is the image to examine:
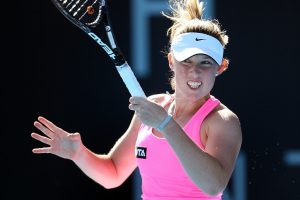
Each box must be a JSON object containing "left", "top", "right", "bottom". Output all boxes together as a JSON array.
[{"left": 215, "top": 73, "right": 219, "bottom": 77}]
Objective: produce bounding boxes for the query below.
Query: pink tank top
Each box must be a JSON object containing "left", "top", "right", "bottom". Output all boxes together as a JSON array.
[{"left": 135, "top": 95, "right": 222, "bottom": 200}]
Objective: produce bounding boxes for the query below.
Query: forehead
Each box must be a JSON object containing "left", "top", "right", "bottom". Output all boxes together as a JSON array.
[
  {"left": 185, "top": 54, "right": 215, "bottom": 61},
  {"left": 179, "top": 54, "right": 219, "bottom": 66}
]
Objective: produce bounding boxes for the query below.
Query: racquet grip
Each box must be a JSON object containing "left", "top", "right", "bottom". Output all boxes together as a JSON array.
[{"left": 116, "top": 62, "right": 146, "bottom": 97}]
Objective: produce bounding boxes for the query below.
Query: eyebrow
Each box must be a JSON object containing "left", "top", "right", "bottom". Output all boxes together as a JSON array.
[
  {"left": 201, "top": 55, "right": 213, "bottom": 59},
  {"left": 184, "top": 55, "right": 213, "bottom": 62}
]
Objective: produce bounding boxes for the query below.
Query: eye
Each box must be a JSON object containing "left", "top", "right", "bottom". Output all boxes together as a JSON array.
[
  {"left": 182, "top": 59, "right": 192, "bottom": 64},
  {"left": 181, "top": 59, "right": 192, "bottom": 66},
  {"left": 200, "top": 60, "right": 213, "bottom": 65}
]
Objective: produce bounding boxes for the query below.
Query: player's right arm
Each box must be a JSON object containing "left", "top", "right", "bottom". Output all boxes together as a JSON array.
[{"left": 31, "top": 114, "right": 141, "bottom": 189}]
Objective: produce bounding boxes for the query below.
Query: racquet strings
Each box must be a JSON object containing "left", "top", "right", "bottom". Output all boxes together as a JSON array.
[{"left": 56, "top": 0, "right": 104, "bottom": 26}]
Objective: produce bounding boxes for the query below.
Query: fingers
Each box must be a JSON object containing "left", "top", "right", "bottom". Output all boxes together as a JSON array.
[
  {"left": 129, "top": 96, "right": 150, "bottom": 108},
  {"left": 129, "top": 97, "right": 160, "bottom": 112},
  {"left": 34, "top": 121, "right": 55, "bottom": 139},
  {"left": 129, "top": 96, "right": 147, "bottom": 105},
  {"left": 32, "top": 147, "right": 51, "bottom": 154},
  {"left": 38, "top": 116, "right": 60, "bottom": 132},
  {"left": 34, "top": 116, "right": 67, "bottom": 138},
  {"left": 128, "top": 103, "right": 138, "bottom": 111},
  {"left": 129, "top": 97, "right": 141, "bottom": 111},
  {"left": 31, "top": 132, "right": 52, "bottom": 145}
]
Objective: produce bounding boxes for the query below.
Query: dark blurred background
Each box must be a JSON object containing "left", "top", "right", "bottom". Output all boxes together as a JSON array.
[{"left": 5, "top": 0, "right": 299, "bottom": 199}]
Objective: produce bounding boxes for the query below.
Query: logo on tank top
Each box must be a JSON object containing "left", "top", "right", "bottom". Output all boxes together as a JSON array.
[{"left": 136, "top": 147, "right": 147, "bottom": 159}]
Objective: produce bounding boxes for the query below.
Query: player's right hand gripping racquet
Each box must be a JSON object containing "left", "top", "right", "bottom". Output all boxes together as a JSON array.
[{"left": 50, "top": 0, "right": 146, "bottom": 97}]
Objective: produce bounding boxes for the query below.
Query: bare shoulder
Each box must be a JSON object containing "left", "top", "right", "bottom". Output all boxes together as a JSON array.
[
  {"left": 215, "top": 104, "right": 240, "bottom": 124},
  {"left": 205, "top": 103, "right": 242, "bottom": 137}
]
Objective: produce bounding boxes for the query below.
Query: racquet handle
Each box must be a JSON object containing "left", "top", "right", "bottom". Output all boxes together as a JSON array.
[{"left": 116, "top": 62, "right": 146, "bottom": 97}]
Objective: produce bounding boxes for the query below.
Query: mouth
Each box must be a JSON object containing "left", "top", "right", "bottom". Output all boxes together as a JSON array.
[{"left": 187, "top": 80, "right": 202, "bottom": 89}]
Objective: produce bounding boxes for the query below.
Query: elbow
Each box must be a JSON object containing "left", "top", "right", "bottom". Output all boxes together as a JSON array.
[
  {"left": 204, "top": 187, "right": 224, "bottom": 196},
  {"left": 202, "top": 168, "right": 230, "bottom": 196},
  {"left": 199, "top": 179, "right": 226, "bottom": 196}
]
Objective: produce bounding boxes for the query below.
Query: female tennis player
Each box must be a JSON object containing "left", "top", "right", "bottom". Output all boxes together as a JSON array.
[{"left": 31, "top": 0, "right": 242, "bottom": 199}]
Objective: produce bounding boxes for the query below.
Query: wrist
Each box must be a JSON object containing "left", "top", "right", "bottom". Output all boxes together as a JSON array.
[
  {"left": 72, "top": 143, "right": 87, "bottom": 163},
  {"left": 156, "top": 114, "right": 173, "bottom": 132}
]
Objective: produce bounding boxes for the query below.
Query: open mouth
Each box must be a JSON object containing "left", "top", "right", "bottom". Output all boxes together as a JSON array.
[{"left": 187, "top": 81, "right": 202, "bottom": 89}]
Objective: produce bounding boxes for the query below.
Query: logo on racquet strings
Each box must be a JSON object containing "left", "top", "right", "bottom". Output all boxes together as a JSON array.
[
  {"left": 88, "top": 32, "right": 116, "bottom": 60},
  {"left": 136, "top": 147, "right": 147, "bottom": 159}
]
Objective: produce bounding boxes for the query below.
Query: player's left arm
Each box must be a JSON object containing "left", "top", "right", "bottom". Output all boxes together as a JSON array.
[
  {"left": 161, "top": 107, "right": 242, "bottom": 196},
  {"left": 203, "top": 108, "right": 242, "bottom": 194}
]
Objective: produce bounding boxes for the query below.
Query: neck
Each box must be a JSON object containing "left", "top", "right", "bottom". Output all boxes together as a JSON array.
[{"left": 169, "top": 93, "right": 211, "bottom": 118}]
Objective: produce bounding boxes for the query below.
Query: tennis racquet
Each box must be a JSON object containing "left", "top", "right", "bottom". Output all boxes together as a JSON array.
[{"left": 50, "top": 0, "right": 146, "bottom": 97}]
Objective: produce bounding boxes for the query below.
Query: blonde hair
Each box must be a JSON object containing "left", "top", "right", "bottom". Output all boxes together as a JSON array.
[{"left": 162, "top": 0, "right": 229, "bottom": 89}]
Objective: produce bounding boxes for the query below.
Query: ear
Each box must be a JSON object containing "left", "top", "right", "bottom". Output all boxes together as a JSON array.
[
  {"left": 216, "top": 58, "right": 229, "bottom": 75},
  {"left": 167, "top": 53, "right": 174, "bottom": 70}
]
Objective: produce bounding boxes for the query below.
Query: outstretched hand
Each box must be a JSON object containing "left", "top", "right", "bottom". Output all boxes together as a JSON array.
[
  {"left": 31, "top": 116, "right": 83, "bottom": 160},
  {"left": 129, "top": 96, "right": 168, "bottom": 129}
]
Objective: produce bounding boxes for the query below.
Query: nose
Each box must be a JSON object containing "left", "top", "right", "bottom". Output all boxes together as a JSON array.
[
  {"left": 188, "top": 65, "right": 202, "bottom": 79},
  {"left": 189, "top": 64, "right": 202, "bottom": 74}
]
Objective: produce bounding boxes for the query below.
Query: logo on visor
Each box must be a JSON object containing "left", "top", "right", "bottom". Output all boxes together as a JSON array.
[{"left": 195, "top": 38, "right": 205, "bottom": 41}]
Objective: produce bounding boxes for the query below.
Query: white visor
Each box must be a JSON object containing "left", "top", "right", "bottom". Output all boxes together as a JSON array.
[{"left": 171, "top": 32, "right": 224, "bottom": 65}]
